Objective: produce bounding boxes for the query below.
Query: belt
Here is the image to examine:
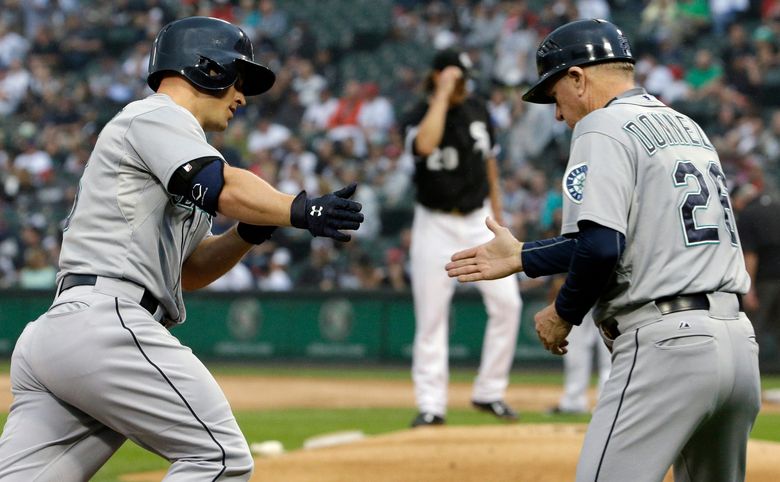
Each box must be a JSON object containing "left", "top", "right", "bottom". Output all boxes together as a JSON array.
[
  {"left": 430, "top": 206, "right": 479, "bottom": 216},
  {"left": 600, "top": 292, "right": 743, "bottom": 339},
  {"left": 59, "top": 274, "right": 160, "bottom": 315}
]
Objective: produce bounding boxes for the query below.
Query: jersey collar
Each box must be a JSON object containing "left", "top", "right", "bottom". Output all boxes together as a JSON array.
[{"left": 604, "top": 87, "right": 648, "bottom": 108}]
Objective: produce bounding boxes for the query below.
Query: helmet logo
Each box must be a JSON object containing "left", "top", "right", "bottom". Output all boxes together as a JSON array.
[{"left": 618, "top": 34, "right": 631, "bottom": 57}]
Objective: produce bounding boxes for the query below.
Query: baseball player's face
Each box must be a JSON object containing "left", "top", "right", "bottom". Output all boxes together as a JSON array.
[
  {"left": 548, "top": 70, "right": 588, "bottom": 128},
  {"left": 200, "top": 82, "right": 246, "bottom": 132}
]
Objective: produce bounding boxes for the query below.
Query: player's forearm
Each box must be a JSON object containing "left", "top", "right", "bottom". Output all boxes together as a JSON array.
[
  {"left": 181, "top": 227, "right": 252, "bottom": 290},
  {"left": 554, "top": 223, "right": 626, "bottom": 325},
  {"left": 521, "top": 236, "right": 577, "bottom": 278},
  {"left": 218, "top": 166, "right": 295, "bottom": 226},
  {"left": 414, "top": 93, "right": 450, "bottom": 155}
]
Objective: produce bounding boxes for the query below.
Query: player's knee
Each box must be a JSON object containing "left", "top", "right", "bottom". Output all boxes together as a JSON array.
[{"left": 223, "top": 440, "right": 254, "bottom": 478}]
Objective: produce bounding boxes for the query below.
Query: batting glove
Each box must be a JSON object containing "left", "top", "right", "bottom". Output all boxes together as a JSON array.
[{"left": 290, "top": 183, "right": 364, "bottom": 242}]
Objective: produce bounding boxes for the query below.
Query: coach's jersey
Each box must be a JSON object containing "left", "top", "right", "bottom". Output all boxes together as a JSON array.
[
  {"left": 58, "top": 94, "right": 219, "bottom": 324},
  {"left": 403, "top": 96, "right": 494, "bottom": 213},
  {"left": 561, "top": 88, "right": 750, "bottom": 322}
]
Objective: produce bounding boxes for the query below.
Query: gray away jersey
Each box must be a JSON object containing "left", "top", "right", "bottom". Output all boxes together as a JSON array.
[
  {"left": 59, "top": 93, "right": 221, "bottom": 324},
  {"left": 560, "top": 88, "right": 750, "bottom": 322}
]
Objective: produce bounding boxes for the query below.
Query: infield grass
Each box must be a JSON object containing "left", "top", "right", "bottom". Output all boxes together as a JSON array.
[{"left": 0, "top": 364, "right": 779, "bottom": 482}]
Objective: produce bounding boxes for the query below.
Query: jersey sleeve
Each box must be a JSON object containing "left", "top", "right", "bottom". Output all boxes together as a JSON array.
[
  {"left": 125, "top": 106, "right": 224, "bottom": 191},
  {"left": 573, "top": 131, "right": 635, "bottom": 235}
]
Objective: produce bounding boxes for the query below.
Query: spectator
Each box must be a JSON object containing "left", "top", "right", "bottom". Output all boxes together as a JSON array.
[
  {"left": 205, "top": 262, "right": 255, "bottom": 292},
  {"left": 301, "top": 87, "right": 339, "bottom": 137},
  {"left": 18, "top": 246, "right": 55, "bottom": 289},
  {"left": 327, "top": 80, "right": 368, "bottom": 157},
  {"left": 298, "top": 238, "right": 340, "bottom": 291},
  {"left": 576, "top": 0, "right": 610, "bottom": 20},
  {"left": 357, "top": 82, "right": 396, "bottom": 145},
  {"left": 13, "top": 138, "right": 53, "bottom": 188},
  {"left": 492, "top": 3, "right": 537, "bottom": 87},
  {"left": 0, "top": 58, "right": 30, "bottom": 115},
  {"left": 0, "top": 21, "right": 30, "bottom": 68},
  {"left": 247, "top": 118, "right": 291, "bottom": 154},
  {"left": 259, "top": 247, "right": 293, "bottom": 291},
  {"left": 685, "top": 48, "right": 724, "bottom": 99},
  {"left": 709, "top": 0, "right": 749, "bottom": 35},
  {"left": 291, "top": 58, "right": 327, "bottom": 107}
]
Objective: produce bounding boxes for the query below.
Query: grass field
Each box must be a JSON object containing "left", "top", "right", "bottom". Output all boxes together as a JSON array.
[{"left": 1, "top": 364, "right": 779, "bottom": 482}]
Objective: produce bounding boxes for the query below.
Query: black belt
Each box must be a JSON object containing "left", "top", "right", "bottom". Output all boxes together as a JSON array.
[
  {"left": 429, "top": 206, "right": 480, "bottom": 216},
  {"left": 600, "top": 292, "right": 743, "bottom": 339},
  {"left": 59, "top": 274, "right": 159, "bottom": 315}
]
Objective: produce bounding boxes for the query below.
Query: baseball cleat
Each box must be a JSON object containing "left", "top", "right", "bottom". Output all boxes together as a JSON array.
[
  {"left": 471, "top": 400, "right": 519, "bottom": 421},
  {"left": 411, "top": 412, "right": 446, "bottom": 427},
  {"left": 545, "top": 405, "right": 589, "bottom": 416}
]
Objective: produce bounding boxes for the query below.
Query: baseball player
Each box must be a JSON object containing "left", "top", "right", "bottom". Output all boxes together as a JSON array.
[
  {"left": 403, "top": 49, "right": 522, "bottom": 427},
  {"left": 0, "top": 17, "right": 363, "bottom": 481},
  {"left": 446, "top": 19, "right": 760, "bottom": 482}
]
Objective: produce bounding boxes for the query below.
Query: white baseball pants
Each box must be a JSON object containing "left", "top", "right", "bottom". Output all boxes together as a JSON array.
[{"left": 411, "top": 204, "right": 522, "bottom": 415}]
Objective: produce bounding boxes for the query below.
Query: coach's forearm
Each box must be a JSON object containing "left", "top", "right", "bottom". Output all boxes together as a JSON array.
[
  {"left": 218, "top": 166, "right": 295, "bottom": 226},
  {"left": 181, "top": 227, "right": 253, "bottom": 290}
]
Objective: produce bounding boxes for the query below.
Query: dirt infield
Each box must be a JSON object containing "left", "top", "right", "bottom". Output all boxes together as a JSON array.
[
  {"left": 121, "top": 423, "right": 780, "bottom": 482},
  {"left": 2, "top": 375, "right": 779, "bottom": 481}
]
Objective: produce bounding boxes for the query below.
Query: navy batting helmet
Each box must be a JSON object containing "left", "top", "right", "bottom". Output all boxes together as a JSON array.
[
  {"left": 147, "top": 16, "right": 276, "bottom": 96},
  {"left": 522, "top": 19, "right": 634, "bottom": 104}
]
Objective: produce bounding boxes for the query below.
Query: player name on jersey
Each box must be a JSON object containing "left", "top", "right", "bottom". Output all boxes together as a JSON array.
[{"left": 622, "top": 111, "right": 714, "bottom": 155}]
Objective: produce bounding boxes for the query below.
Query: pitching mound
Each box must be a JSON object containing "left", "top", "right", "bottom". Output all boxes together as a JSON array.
[{"left": 122, "top": 424, "right": 780, "bottom": 482}]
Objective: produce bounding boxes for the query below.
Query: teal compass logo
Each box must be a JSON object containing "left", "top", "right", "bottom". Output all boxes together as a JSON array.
[{"left": 564, "top": 162, "right": 588, "bottom": 204}]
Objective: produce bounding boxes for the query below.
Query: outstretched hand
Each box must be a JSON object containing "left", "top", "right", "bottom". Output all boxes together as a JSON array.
[
  {"left": 290, "top": 183, "right": 364, "bottom": 242},
  {"left": 445, "top": 217, "right": 523, "bottom": 282}
]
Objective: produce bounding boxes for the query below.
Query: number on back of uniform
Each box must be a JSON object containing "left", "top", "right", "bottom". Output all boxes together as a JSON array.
[{"left": 672, "top": 160, "right": 738, "bottom": 247}]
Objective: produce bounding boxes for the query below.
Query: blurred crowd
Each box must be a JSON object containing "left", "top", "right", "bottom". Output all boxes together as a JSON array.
[{"left": 2, "top": 0, "right": 780, "bottom": 292}]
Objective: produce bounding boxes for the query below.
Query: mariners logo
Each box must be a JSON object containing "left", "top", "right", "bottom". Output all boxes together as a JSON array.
[{"left": 563, "top": 163, "right": 588, "bottom": 204}]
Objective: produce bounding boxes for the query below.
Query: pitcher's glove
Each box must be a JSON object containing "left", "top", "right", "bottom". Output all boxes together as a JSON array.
[{"left": 290, "top": 183, "right": 364, "bottom": 242}]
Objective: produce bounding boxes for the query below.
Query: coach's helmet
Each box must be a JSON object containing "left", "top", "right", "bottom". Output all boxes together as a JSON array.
[
  {"left": 522, "top": 19, "right": 634, "bottom": 104},
  {"left": 147, "top": 16, "right": 276, "bottom": 96}
]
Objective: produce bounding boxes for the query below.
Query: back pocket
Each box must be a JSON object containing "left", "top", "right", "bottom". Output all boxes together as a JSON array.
[
  {"left": 46, "top": 301, "right": 90, "bottom": 317},
  {"left": 655, "top": 334, "right": 714, "bottom": 350}
]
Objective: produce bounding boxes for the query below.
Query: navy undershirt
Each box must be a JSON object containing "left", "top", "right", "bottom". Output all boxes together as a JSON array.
[{"left": 521, "top": 221, "right": 625, "bottom": 325}]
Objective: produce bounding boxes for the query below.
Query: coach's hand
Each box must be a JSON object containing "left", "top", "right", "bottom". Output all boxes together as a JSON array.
[
  {"left": 445, "top": 217, "right": 523, "bottom": 282},
  {"left": 534, "top": 303, "right": 572, "bottom": 356},
  {"left": 290, "top": 183, "right": 364, "bottom": 242}
]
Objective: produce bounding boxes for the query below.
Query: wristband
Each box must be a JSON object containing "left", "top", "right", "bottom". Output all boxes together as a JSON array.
[{"left": 236, "top": 223, "right": 277, "bottom": 245}]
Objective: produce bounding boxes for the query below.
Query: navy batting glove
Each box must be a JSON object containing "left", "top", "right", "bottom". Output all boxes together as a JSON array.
[
  {"left": 236, "top": 223, "right": 277, "bottom": 245},
  {"left": 290, "top": 183, "right": 364, "bottom": 242}
]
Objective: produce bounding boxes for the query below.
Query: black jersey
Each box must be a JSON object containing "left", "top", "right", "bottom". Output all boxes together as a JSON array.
[{"left": 402, "top": 96, "right": 495, "bottom": 213}]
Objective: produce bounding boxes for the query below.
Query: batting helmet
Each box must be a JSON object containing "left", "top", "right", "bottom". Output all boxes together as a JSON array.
[
  {"left": 147, "top": 16, "right": 276, "bottom": 96},
  {"left": 522, "top": 19, "right": 634, "bottom": 104}
]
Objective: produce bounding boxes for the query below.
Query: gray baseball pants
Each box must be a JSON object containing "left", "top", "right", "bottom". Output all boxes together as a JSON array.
[
  {"left": 576, "top": 293, "right": 761, "bottom": 482},
  {"left": 0, "top": 279, "right": 253, "bottom": 481}
]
